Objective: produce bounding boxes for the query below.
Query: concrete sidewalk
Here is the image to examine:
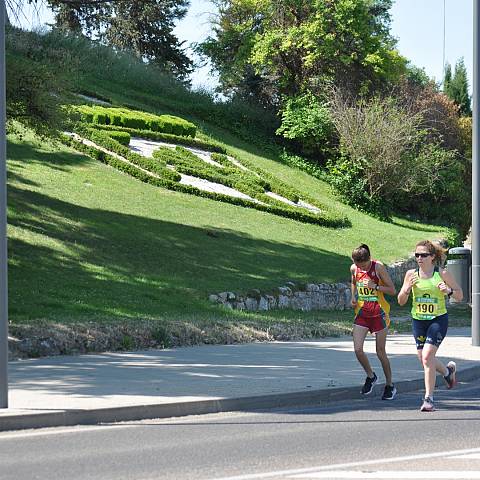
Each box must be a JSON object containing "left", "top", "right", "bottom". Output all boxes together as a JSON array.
[{"left": 0, "top": 327, "right": 479, "bottom": 431}]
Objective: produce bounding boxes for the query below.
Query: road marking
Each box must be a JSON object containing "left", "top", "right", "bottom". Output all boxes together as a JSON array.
[
  {"left": 289, "top": 471, "right": 480, "bottom": 479},
  {"left": 0, "top": 423, "right": 135, "bottom": 440},
  {"left": 451, "top": 454, "right": 480, "bottom": 459},
  {"left": 207, "top": 447, "right": 480, "bottom": 480}
]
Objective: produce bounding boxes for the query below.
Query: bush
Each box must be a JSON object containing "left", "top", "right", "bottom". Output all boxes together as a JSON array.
[
  {"left": 458, "top": 116, "right": 472, "bottom": 160},
  {"left": 276, "top": 92, "right": 334, "bottom": 160},
  {"left": 393, "top": 143, "right": 471, "bottom": 235},
  {"left": 89, "top": 124, "right": 226, "bottom": 152},
  {"left": 81, "top": 128, "right": 180, "bottom": 182},
  {"left": 328, "top": 90, "right": 470, "bottom": 230},
  {"left": 105, "top": 130, "right": 131, "bottom": 146},
  {"left": 279, "top": 151, "right": 327, "bottom": 181},
  {"left": 6, "top": 28, "right": 69, "bottom": 135},
  {"left": 328, "top": 93, "right": 421, "bottom": 215},
  {"left": 327, "top": 156, "right": 388, "bottom": 218},
  {"left": 396, "top": 78, "right": 461, "bottom": 152},
  {"left": 74, "top": 105, "right": 197, "bottom": 138},
  {"left": 64, "top": 134, "right": 349, "bottom": 228}
]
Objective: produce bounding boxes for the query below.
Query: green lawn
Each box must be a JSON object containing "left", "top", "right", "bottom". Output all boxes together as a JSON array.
[{"left": 7, "top": 125, "right": 452, "bottom": 326}]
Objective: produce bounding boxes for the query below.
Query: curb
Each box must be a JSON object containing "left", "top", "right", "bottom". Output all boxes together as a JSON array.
[{"left": 1, "top": 364, "right": 479, "bottom": 432}]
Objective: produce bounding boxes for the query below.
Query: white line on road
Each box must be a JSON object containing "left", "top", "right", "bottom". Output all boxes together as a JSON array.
[
  {"left": 0, "top": 423, "right": 136, "bottom": 440},
  {"left": 289, "top": 471, "right": 480, "bottom": 479},
  {"left": 207, "top": 447, "right": 480, "bottom": 480}
]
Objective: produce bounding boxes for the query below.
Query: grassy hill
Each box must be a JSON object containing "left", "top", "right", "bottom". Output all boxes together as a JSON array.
[{"left": 5, "top": 29, "right": 464, "bottom": 352}]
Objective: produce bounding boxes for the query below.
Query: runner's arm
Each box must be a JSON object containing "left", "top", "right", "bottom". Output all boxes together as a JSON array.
[
  {"left": 375, "top": 262, "right": 396, "bottom": 296},
  {"left": 439, "top": 269, "right": 463, "bottom": 302},
  {"left": 398, "top": 269, "right": 415, "bottom": 306},
  {"left": 350, "top": 264, "right": 357, "bottom": 307}
]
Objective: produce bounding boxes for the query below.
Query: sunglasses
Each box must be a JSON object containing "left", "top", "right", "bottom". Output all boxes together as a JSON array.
[{"left": 414, "top": 252, "right": 432, "bottom": 258}]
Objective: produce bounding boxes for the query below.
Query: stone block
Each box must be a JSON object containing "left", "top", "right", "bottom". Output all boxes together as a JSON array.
[
  {"left": 258, "top": 297, "right": 269, "bottom": 311},
  {"left": 278, "top": 295, "right": 290, "bottom": 308},
  {"left": 245, "top": 297, "right": 258, "bottom": 311}
]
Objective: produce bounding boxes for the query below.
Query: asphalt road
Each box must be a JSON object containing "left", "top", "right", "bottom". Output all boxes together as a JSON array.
[{"left": 1, "top": 381, "right": 480, "bottom": 480}]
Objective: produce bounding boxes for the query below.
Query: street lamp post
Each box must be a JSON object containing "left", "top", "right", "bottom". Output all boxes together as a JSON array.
[
  {"left": 474, "top": 0, "right": 480, "bottom": 347},
  {"left": 0, "top": 0, "right": 8, "bottom": 407}
]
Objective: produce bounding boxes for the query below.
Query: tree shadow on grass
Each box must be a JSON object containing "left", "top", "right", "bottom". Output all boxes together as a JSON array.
[
  {"left": 8, "top": 185, "right": 352, "bottom": 321},
  {"left": 391, "top": 216, "right": 448, "bottom": 233},
  {"left": 7, "top": 136, "right": 92, "bottom": 174}
]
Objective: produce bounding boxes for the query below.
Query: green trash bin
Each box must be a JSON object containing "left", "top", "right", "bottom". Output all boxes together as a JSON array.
[{"left": 446, "top": 247, "right": 471, "bottom": 304}]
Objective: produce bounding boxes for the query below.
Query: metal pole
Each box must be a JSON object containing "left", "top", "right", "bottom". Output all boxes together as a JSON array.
[
  {"left": 0, "top": 0, "right": 7, "bottom": 406},
  {"left": 443, "top": 0, "right": 446, "bottom": 78},
  {"left": 473, "top": 0, "right": 480, "bottom": 346}
]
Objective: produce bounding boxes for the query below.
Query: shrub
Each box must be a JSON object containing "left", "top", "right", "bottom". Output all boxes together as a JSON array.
[
  {"left": 64, "top": 134, "right": 349, "bottom": 228},
  {"left": 81, "top": 128, "right": 180, "bottom": 182},
  {"left": 6, "top": 28, "right": 69, "bottom": 135},
  {"left": 393, "top": 143, "right": 471, "bottom": 235},
  {"left": 91, "top": 124, "right": 226, "bottom": 153},
  {"left": 328, "top": 89, "right": 470, "bottom": 230},
  {"left": 279, "top": 151, "right": 327, "bottom": 182},
  {"left": 396, "top": 78, "right": 461, "bottom": 152},
  {"left": 327, "top": 156, "right": 388, "bottom": 218},
  {"left": 93, "top": 112, "right": 108, "bottom": 124},
  {"left": 458, "top": 116, "right": 472, "bottom": 160},
  {"left": 74, "top": 105, "right": 197, "bottom": 138},
  {"left": 210, "top": 153, "right": 232, "bottom": 167},
  {"left": 105, "top": 130, "right": 131, "bottom": 146},
  {"left": 276, "top": 92, "right": 334, "bottom": 160},
  {"left": 328, "top": 92, "right": 424, "bottom": 215}
]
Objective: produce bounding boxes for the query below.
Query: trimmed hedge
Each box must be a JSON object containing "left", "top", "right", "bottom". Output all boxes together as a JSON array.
[
  {"left": 91, "top": 123, "right": 226, "bottom": 153},
  {"left": 211, "top": 152, "right": 304, "bottom": 205},
  {"left": 83, "top": 128, "right": 180, "bottom": 182},
  {"left": 210, "top": 152, "right": 234, "bottom": 167},
  {"left": 153, "top": 147, "right": 345, "bottom": 223},
  {"left": 153, "top": 146, "right": 269, "bottom": 197},
  {"left": 74, "top": 105, "right": 197, "bottom": 137},
  {"left": 63, "top": 133, "right": 349, "bottom": 228},
  {"left": 105, "top": 130, "right": 131, "bottom": 146}
]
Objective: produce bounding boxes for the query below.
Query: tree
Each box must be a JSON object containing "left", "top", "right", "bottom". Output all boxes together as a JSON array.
[
  {"left": 7, "top": 0, "right": 193, "bottom": 81},
  {"left": 197, "top": 0, "right": 407, "bottom": 107},
  {"left": 444, "top": 58, "right": 471, "bottom": 117},
  {"left": 396, "top": 76, "right": 461, "bottom": 152},
  {"left": 443, "top": 61, "right": 452, "bottom": 92}
]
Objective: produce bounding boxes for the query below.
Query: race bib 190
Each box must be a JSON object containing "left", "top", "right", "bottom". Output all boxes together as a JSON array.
[{"left": 414, "top": 296, "right": 438, "bottom": 319}]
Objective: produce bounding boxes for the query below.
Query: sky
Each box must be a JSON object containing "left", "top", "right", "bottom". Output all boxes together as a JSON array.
[{"left": 10, "top": 0, "right": 474, "bottom": 92}]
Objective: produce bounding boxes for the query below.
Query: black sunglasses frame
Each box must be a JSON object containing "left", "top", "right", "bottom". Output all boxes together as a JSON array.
[{"left": 414, "top": 252, "right": 433, "bottom": 258}]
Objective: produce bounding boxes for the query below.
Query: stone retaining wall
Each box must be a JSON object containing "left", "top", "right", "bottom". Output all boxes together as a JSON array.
[{"left": 209, "top": 257, "right": 417, "bottom": 312}]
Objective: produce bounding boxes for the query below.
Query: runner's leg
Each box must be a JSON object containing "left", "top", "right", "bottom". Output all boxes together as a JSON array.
[
  {"left": 353, "top": 324, "right": 373, "bottom": 377},
  {"left": 375, "top": 328, "right": 392, "bottom": 385},
  {"left": 421, "top": 343, "right": 438, "bottom": 398}
]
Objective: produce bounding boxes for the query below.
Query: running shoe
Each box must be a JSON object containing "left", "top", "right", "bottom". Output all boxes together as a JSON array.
[
  {"left": 361, "top": 372, "right": 377, "bottom": 395},
  {"left": 382, "top": 384, "right": 397, "bottom": 400},
  {"left": 444, "top": 361, "right": 457, "bottom": 389},
  {"left": 420, "top": 396, "right": 435, "bottom": 412}
]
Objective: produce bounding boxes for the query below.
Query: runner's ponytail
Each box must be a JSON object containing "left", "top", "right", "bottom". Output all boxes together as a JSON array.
[{"left": 352, "top": 244, "right": 371, "bottom": 262}]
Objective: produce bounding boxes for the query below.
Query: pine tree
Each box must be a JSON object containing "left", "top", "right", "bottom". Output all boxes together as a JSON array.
[
  {"left": 443, "top": 62, "right": 452, "bottom": 93},
  {"left": 444, "top": 58, "right": 471, "bottom": 117},
  {"left": 48, "top": 0, "right": 193, "bottom": 81}
]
